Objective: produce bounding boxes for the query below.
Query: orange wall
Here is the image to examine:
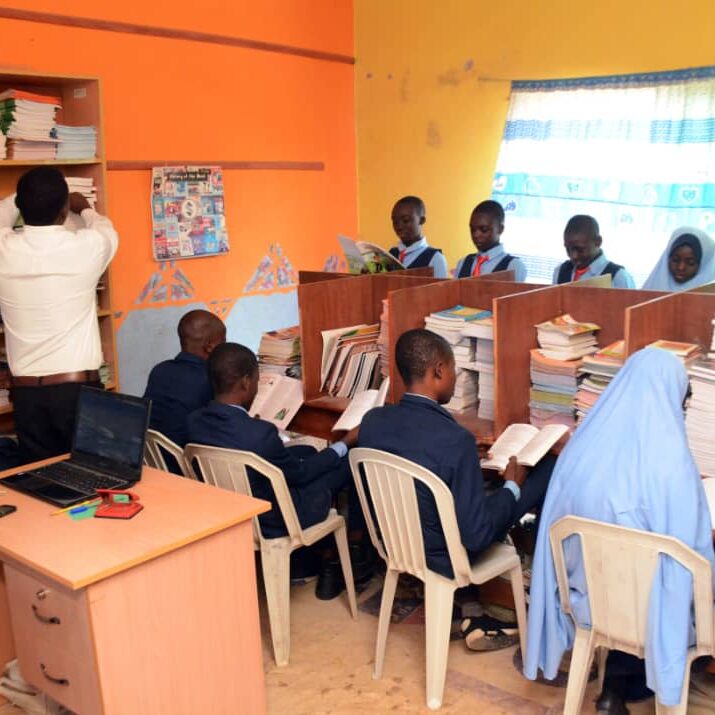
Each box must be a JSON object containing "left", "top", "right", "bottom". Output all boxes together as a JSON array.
[{"left": 0, "top": 1, "right": 356, "bottom": 391}]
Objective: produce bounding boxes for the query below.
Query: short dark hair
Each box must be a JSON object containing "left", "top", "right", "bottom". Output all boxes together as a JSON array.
[
  {"left": 394, "top": 195, "right": 426, "bottom": 217},
  {"left": 15, "top": 167, "right": 69, "bottom": 226},
  {"left": 207, "top": 342, "right": 257, "bottom": 396},
  {"left": 473, "top": 200, "right": 504, "bottom": 223},
  {"left": 178, "top": 309, "right": 225, "bottom": 349},
  {"left": 564, "top": 215, "right": 600, "bottom": 239},
  {"left": 395, "top": 329, "right": 453, "bottom": 386}
]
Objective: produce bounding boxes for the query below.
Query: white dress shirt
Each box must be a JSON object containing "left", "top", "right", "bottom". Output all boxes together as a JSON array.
[{"left": 0, "top": 195, "right": 119, "bottom": 377}]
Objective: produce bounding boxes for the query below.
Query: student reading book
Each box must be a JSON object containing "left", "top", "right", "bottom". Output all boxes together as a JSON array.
[
  {"left": 338, "top": 235, "right": 404, "bottom": 273},
  {"left": 249, "top": 374, "right": 303, "bottom": 431},
  {"left": 331, "top": 378, "right": 390, "bottom": 432},
  {"left": 481, "top": 423, "right": 568, "bottom": 473}
]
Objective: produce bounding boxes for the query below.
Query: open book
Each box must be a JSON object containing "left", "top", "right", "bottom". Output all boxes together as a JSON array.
[
  {"left": 480, "top": 423, "right": 568, "bottom": 473},
  {"left": 249, "top": 375, "right": 304, "bottom": 431},
  {"left": 338, "top": 235, "right": 404, "bottom": 273},
  {"left": 332, "top": 378, "right": 390, "bottom": 432}
]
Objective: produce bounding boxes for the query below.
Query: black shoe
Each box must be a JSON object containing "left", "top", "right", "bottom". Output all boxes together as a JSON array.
[
  {"left": 595, "top": 688, "right": 630, "bottom": 715},
  {"left": 350, "top": 542, "right": 378, "bottom": 585},
  {"left": 315, "top": 561, "right": 345, "bottom": 600}
]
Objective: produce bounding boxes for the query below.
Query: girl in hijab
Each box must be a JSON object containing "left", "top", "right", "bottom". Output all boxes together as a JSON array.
[
  {"left": 524, "top": 348, "right": 715, "bottom": 714},
  {"left": 643, "top": 227, "right": 715, "bottom": 291}
]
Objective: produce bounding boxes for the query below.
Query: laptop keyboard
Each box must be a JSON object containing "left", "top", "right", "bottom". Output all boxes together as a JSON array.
[{"left": 32, "top": 462, "right": 124, "bottom": 494}]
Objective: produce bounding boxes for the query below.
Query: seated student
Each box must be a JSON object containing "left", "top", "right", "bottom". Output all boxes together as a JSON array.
[
  {"left": 144, "top": 309, "right": 226, "bottom": 448},
  {"left": 454, "top": 200, "right": 527, "bottom": 280},
  {"left": 553, "top": 215, "right": 635, "bottom": 288},
  {"left": 525, "top": 348, "right": 715, "bottom": 715},
  {"left": 389, "top": 195, "right": 449, "bottom": 278},
  {"left": 359, "top": 329, "right": 555, "bottom": 648},
  {"left": 643, "top": 226, "right": 715, "bottom": 291},
  {"left": 187, "top": 342, "right": 365, "bottom": 599}
]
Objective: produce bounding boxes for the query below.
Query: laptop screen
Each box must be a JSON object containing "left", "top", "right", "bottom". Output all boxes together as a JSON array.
[{"left": 72, "top": 387, "right": 151, "bottom": 480}]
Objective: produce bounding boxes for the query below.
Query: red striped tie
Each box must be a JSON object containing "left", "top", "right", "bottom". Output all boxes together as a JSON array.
[{"left": 472, "top": 254, "right": 489, "bottom": 276}]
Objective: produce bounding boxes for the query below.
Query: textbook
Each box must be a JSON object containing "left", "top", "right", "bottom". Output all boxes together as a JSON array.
[
  {"left": 249, "top": 374, "right": 304, "bottom": 431},
  {"left": 481, "top": 423, "right": 569, "bottom": 473},
  {"left": 338, "top": 235, "right": 404, "bottom": 273},
  {"left": 332, "top": 378, "right": 390, "bottom": 432},
  {"left": 536, "top": 314, "right": 599, "bottom": 361},
  {"left": 647, "top": 339, "right": 702, "bottom": 362},
  {"left": 320, "top": 323, "right": 381, "bottom": 398},
  {"left": 258, "top": 326, "right": 301, "bottom": 377}
]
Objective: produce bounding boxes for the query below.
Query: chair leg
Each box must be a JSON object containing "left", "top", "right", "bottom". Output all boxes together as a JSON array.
[
  {"left": 424, "top": 574, "right": 455, "bottom": 711},
  {"left": 260, "top": 541, "right": 292, "bottom": 667},
  {"left": 374, "top": 568, "right": 399, "bottom": 680},
  {"left": 596, "top": 646, "right": 608, "bottom": 697},
  {"left": 334, "top": 520, "right": 357, "bottom": 618},
  {"left": 655, "top": 652, "right": 697, "bottom": 715},
  {"left": 562, "top": 626, "right": 595, "bottom": 715},
  {"left": 508, "top": 564, "right": 528, "bottom": 660}
]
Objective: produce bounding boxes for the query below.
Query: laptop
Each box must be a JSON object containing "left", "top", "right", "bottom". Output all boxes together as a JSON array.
[{"left": 3, "top": 386, "right": 151, "bottom": 507}]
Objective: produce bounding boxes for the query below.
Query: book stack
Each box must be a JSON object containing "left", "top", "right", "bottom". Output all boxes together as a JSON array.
[
  {"left": 66, "top": 176, "right": 97, "bottom": 208},
  {"left": 646, "top": 339, "right": 702, "bottom": 363},
  {"left": 574, "top": 340, "right": 626, "bottom": 423},
  {"left": 535, "top": 314, "right": 600, "bottom": 360},
  {"left": 321, "top": 323, "right": 381, "bottom": 399},
  {"left": 0, "top": 89, "right": 61, "bottom": 160},
  {"left": 529, "top": 350, "right": 580, "bottom": 430},
  {"left": 257, "top": 326, "right": 301, "bottom": 378},
  {"left": 463, "top": 313, "right": 495, "bottom": 420},
  {"left": 0, "top": 133, "right": 5, "bottom": 159},
  {"left": 685, "top": 357, "right": 715, "bottom": 477},
  {"left": 377, "top": 299, "right": 390, "bottom": 378},
  {"left": 424, "top": 305, "right": 490, "bottom": 414},
  {"left": 54, "top": 124, "right": 97, "bottom": 160}
]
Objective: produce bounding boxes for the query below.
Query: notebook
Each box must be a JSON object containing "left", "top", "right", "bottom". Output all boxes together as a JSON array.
[{"left": 2, "top": 387, "right": 151, "bottom": 507}]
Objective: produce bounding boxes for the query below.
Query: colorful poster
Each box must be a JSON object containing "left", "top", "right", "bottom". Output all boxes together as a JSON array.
[{"left": 151, "top": 166, "right": 230, "bottom": 261}]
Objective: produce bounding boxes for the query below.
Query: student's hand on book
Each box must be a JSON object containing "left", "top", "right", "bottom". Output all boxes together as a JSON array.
[
  {"left": 340, "top": 426, "right": 360, "bottom": 449},
  {"left": 504, "top": 455, "right": 529, "bottom": 488},
  {"left": 69, "top": 192, "right": 91, "bottom": 214}
]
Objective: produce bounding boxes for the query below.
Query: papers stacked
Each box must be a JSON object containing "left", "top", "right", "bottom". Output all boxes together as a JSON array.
[
  {"left": 0, "top": 89, "right": 61, "bottom": 160},
  {"left": 647, "top": 339, "right": 702, "bottom": 363},
  {"left": 377, "top": 299, "right": 390, "bottom": 378},
  {"left": 574, "top": 340, "right": 625, "bottom": 423},
  {"left": 425, "top": 305, "right": 490, "bottom": 414},
  {"left": 257, "top": 326, "right": 301, "bottom": 378},
  {"left": 529, "top": 349, "right": 580, "bottom": 430},
  {"left": 535, "top": 314, "right": 600, "bottom": 361},
  {"left": 54, "top": 124, "right": 97, "bottom": 160},
  {"left": 321, "top": 323, "right": 381, "bottom": 399},
  {"left": 686, "top": 358, "right": 715, "bottom": 477},
  {"left": 66, "top": 176, "right": 97, "bottom": 208}
]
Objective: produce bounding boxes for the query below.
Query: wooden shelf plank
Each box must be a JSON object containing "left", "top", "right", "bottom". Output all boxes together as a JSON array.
[{"left": 0, "top": 158, "right": 101, "bottom": 167}]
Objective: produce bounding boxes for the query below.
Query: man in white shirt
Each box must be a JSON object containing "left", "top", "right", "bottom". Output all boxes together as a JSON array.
[{"left": 0, "top": 167, "right": 119, "bottom": 462}]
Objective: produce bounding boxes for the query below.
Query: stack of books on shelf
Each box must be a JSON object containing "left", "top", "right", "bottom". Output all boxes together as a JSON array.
[
  {"left": 377, "top": 299, "right": 390, "bottom": 379},
  {"left": 424, "top": 305, "right": 490, "bottom": 414},
  {"left": 646, "top": 339, "right": 702, "bottom": 363},
  {"left": 257, "top": 326, "right": 301, "bottom": 378},
  {"left": 574, "top": 340, "right": 625, "bottom": 423},
  {"left": 529, "top": 315, "right": 600, "bottom": 430},
  {"left": 66, "top": 176, "right": 97, "bottom": 208},
  {"left": 54, "top": 124, "right": 97, "bottom": 160},
  {"left": 685, "top": 357, "right": 715, "bottom": 477},
  {"left": 463, "top": 312, "right": 495, "bottom": 420},
  {"left": 0, "top": 88, "right": 61, "bottom": 160},
  {"left": 321, "top": 323, "right": 381, "bottom": 399}
]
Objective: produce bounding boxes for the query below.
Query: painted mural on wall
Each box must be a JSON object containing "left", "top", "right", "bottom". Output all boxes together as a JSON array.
[{"left": 244, "top": 243, "right": 298, "bottom": 292}]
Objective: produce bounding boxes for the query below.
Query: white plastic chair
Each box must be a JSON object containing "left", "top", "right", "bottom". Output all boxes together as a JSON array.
[
  {"left": 143, "top": 429, "right": 194, "bottom": 478},
  {"left": 183, "top": 443, "right": 357, "bottom": 666},
  {"left": 549, "top": 516, "right": 715, "bottom": 715},
  {"left": 349, "top": 448, "right": 527, "bottom": 710}
]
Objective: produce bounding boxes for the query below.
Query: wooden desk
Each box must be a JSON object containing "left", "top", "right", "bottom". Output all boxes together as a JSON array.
[{"left": 0, "top": 463, "right": 270, "bottom": 714}]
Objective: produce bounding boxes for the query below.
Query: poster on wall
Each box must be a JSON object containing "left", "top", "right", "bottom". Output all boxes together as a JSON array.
[{"left": 151, "top": 166, "right": 230, "bottom": 261}]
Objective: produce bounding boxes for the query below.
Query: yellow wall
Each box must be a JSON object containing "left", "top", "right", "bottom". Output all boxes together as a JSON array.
[{"left": 355, "top": 0, "right": 715, "bottom": 271}]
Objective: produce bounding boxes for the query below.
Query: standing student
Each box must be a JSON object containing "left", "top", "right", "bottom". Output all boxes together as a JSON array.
[
  {"left": 389, "top": 196, "right": 448, "bottom": 278},
  {"left": 0, "top": 167, "right": 118, "bottom": 463},
  {"left": 553, "top": 215, "right": 635, "bottom": 288},
  {"left": 455, "top": 200, "right": 527, "bottom": 280},
  {"left": 143, "top": 309, "right": 226, "bottom": 448},
  {"left": 524, "top": 348, "right": 715, "bottom": 714},
  {"left": 642, "top": 226, "right": 715, "bottom": 291}
]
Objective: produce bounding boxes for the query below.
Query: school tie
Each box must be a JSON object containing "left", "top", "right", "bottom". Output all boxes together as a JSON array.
[
  {"left": 399, "top": 249, "right": 407, "bottom": 264},
  {"left": 472, "top": 254, "right": 490, "bottom": 276},
  {"left": 573, "top": 266, "right": 589, "bottom": 281}
]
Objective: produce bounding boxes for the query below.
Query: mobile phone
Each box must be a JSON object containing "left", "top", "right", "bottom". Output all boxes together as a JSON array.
[{"left": 0, "top": 505, "right": 17, "bottom": 517}]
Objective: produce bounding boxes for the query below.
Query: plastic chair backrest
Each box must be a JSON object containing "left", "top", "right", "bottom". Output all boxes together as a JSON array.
[
  {"left": 144, "top": 429, "right": 193, "bottom": 478},
  {"left": 349, "top": 448, "right": 472, "bottom": 585},
  {"left": 183, "top": 443, "right": 303, "bottom": 545},
  {"left": 550, "top": 516, "right": 714, "bottom": 655}
]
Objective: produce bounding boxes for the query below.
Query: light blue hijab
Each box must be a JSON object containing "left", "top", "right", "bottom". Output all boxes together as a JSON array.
[
  {"left": 524, "top": 348, "right": 715, "bottom": 706},
  {"left": 642, "top": 226, "right": 715, "bottom": 291}
]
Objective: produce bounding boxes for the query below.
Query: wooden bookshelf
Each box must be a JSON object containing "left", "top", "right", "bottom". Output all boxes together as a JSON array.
[{"left": 0, "top": 71, "right": 119, "bottom": 430}]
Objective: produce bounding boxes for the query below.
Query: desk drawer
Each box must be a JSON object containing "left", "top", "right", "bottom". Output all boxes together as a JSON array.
[
  {"left": 4, "top": 565, "right": 93, "bottom": 659},
  {"left": 18, "top": 643, "right": 102, "bottom": 714}
]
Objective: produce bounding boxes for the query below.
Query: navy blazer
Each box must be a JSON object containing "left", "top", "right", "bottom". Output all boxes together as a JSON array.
[
  {"left": 187, "top": 401, "right": 338, "bottom": 535},
  {"left": 144, "top": 351, "right": 213, "bottom": 447},
  {"left": 359, "top": 394, "right": 514, "bottom": 578}
]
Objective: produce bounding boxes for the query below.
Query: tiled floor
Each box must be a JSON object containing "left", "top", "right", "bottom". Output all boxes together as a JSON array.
[{"left": 0, "top": 573, "right": 660, "bottom": 714}]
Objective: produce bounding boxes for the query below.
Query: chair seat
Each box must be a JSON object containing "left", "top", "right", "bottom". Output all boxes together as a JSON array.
[{"left": 469, "top": 542, "right": 521, "bottom": 585}]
